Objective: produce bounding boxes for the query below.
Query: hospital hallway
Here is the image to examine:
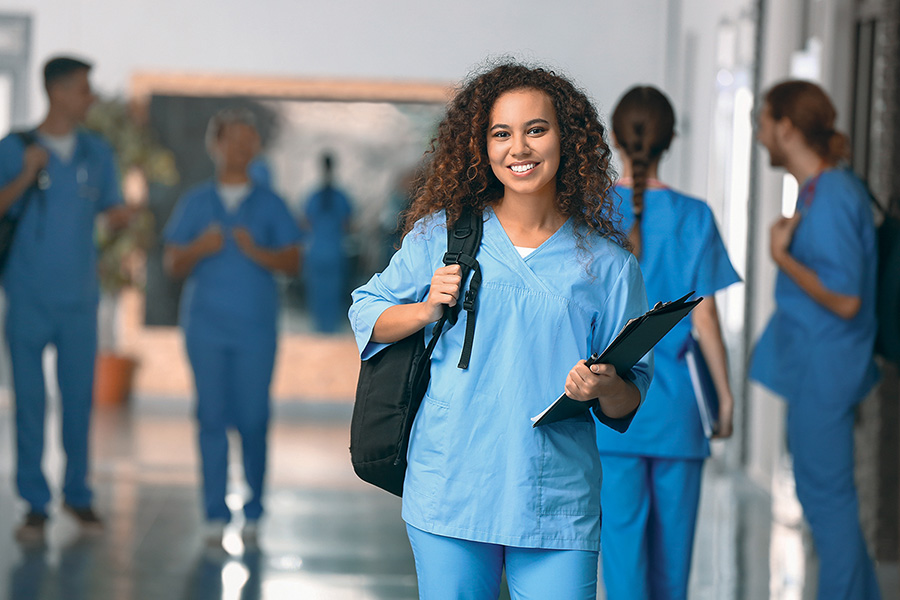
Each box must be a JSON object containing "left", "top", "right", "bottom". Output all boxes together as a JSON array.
[{"left": 0, "top": 394, "right": 897, "bottom": 600}]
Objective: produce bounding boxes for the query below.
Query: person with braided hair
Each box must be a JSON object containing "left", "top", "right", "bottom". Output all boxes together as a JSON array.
[
  {"left": 349, "top": 62, "right": 651, "bottom": 599},
  {"left": 751, "top": 80, "right": 880, "bottom": 599},
  {"left": 594, "top": 86, "right": 740, "bottom": 600}
]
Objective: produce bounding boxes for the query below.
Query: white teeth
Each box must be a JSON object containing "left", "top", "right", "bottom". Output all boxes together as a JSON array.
[{"left": 510, "top": 163, "right": 536, "bottom": 173}]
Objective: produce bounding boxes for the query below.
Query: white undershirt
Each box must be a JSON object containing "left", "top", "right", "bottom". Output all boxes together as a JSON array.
[
  {"left": 217, "top": 182, "right": 251, "bottom": 213},
  {"left": 514, "top": 245, "right": 536, "bottom": 258},
  {"left": 37, "top": 131, "right": 77, "bottom": 163}
]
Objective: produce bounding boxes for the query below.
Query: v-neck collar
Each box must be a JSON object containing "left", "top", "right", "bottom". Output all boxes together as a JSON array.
[{"left": 485, "top": 205, "right": 572, "bottom": 263}]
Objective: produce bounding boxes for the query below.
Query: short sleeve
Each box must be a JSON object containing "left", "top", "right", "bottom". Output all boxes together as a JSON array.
[
  {"left": 0, "top": 134, "right": 23, "bottom": 187},
  {"left": 97, "top": 142, "right": 124, "bottom": 212},
  {"left": 264, "top": 194, "right": 303, "bottom": 248},
  {"left": 692, "top": 209, "right": 741, "bottom": 298},
  {"left": 348, "top": 215, "right": 442, "bottom": 360},
  {"left": 802, "top": 180, "right": 868, "bottom": 297},
  {"left": 591, "top": 253, "right": 653, "bottom": 433},
  {"left": 163, "top": 193, "right": 203, "bottom": 245}
]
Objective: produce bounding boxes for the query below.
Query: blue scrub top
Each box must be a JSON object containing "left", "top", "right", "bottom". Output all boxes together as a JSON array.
[
  {"left": 750, "top": 168, "right": 879, "bottom": 405},
  {"left": 349, "top": 208, "right": 652, "bottom": 551},
  {"left": 163, "top": 181, "right": 302, "bottom": 346},
  {"left": 304, "top": 186, "right": 352, "bottom": 265},
  {"left": 595, "top": 186, "right": 740, "bottom": 459},
  {"left": 0, "top": 130, "right": 123, "bottom": 306}
]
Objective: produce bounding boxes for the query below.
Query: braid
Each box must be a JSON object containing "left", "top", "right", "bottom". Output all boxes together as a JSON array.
[{"left": 611, "top": 86, "right": 676, "bottom": 261}]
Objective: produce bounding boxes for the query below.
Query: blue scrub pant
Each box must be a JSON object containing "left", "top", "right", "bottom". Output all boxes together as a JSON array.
[
  {"left": 597, "top": 455, "right": 704, "bottom": 600},
  {"left": 786, "top": 400, "right": 881, "bottom": 600},
  {"left": 5, "top": 298, "right": 97, "bottom": 513},
  {"left": 406, "top": 525, "right": 598, "bottom": 600},
  {"left": 185, "top": 335, "right": 275, "bottom": 522},
  {"left": 305, "top": 255, "right": 345, "bottom": 334}
]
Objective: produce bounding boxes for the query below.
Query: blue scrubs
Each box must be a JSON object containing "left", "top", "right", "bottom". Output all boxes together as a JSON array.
[
  {"left": 750, "top": 168, "right": 880, "bottom": 599},
  {"left": 164, "top": 181, "right": 301, "bottom": 522},
  {"left": 304, "top": 185, "right": 352, "bottom": 333},
  {"left": 0, "top": 130, "right": 122, "bottom": 514},
  {"left": 595, "top": 186, "right": 740, "bottom": 600},
  {"left": 350, "top": 208, "right": 651, "bottom": 593}
]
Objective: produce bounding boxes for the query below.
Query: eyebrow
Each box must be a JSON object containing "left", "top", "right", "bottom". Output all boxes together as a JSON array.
[{"left": 489, "top": 118, "right": 551, "bottom": 132}]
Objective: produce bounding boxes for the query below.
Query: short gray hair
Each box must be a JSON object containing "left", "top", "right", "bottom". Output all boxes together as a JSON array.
[{"left": 205, "top": 108, "right": 258, "bottom": 152}]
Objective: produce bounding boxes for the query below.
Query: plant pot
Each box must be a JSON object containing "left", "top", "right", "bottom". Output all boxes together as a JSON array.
[{"left": 94, "top": 352, "right": 138, "bottom": 406}]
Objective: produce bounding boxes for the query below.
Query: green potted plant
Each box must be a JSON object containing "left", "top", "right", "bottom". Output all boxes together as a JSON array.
[{"left": 85, "top": 97, "right": 178, "bottom": 405}]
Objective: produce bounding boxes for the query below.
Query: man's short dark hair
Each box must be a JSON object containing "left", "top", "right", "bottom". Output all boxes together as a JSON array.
[{"left": 43, "top": 56, "right": 92, "bottom": 92}]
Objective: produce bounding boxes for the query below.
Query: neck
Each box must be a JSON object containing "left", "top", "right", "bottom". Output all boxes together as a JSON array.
[
  {"left": 494, "top": 187, "right": 562, "bottom": 227},
  {"left": 217, "top": 170, "right": 250, "bottom": 185},
  {"left": 38, "top": 109, "right": 78, "bottom": 136},
  {"left": 786, "top": 145, "right": 829, "bottom": 184}
]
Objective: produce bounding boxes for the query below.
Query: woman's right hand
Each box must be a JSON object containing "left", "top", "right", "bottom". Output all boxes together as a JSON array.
[
  {"left": 423, "top": 264, "right": 463, "bottom": 322},
  {"left": 195, "top": 224, "right": 225, "bottom": 256}
]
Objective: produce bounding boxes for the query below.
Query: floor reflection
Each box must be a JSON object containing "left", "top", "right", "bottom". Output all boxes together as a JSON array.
[{"left": 0, "top": 395, "right": 895, "bottom": 599}]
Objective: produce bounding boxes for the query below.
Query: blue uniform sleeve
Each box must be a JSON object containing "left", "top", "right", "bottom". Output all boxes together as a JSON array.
[
  {"left": 263, "top": 193, "right": 303, "bottom": 248},
  {"left": 801, "top": 176, "right": 868, "bottom": 297},
  {"left": 163, "top": 192, "right": 203, "bottom": 245},
  {"left": 97, "top": 141, "right": 124, "bottom": 212},
  {"left": 591, "top": 253, "right": 653, "bottom": 433},
  {"left": 692, "top": 208, "right": 741, "bottom": 298},
  {"left": 0, "top": 134, "right": 23, "bottom": 187},
  {"left": 349, "top": 215, "right": 442, "bottom": 360}
]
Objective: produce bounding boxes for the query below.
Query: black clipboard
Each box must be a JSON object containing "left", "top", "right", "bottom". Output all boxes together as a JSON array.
[{"left": 531, "top": 291, "right": 702, "bottom": 428}]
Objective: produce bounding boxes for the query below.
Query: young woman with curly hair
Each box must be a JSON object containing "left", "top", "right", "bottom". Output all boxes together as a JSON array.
[{"left": 350, "top": 62, "right": 652, "bottom": 599}]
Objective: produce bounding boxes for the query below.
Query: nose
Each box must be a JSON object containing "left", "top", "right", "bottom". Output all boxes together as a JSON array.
[{"left": 510, "top": 133, "right": 531, "bottom": 157}]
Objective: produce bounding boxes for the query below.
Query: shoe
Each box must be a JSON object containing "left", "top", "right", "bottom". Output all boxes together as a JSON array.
[
  {"left": 14, "top": 511, "right": 47, "bottom": 544},
  {"left": 63, "top": 503, "right": 104, "bottom": 532},
  {"left": 204, "top": 519, "right": 227, "bottom": 547}
]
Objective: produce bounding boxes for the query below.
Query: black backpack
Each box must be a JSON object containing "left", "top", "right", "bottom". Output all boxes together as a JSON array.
[
  {"left": 350, "top": 208, "right": 483, "bottom": 496},
  {"left": 871, "top": 194, "right": 900, "bottom": 364}
]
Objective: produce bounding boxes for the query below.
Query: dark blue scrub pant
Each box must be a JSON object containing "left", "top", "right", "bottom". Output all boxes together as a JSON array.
[
  {"left": 186, "top": 334, "right": 275, "bottom": 523},
  {"left": 6, "top": 298, "right": 97, "bottom": 513},
  {"left": 787, "top": 399, "right": 881, "bottom": 600},
  {"left": 598, "top": 455, "right": 704, "bottom": 600}
]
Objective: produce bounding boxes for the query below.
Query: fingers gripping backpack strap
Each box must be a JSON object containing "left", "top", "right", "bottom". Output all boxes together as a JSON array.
[{"left": 442, "top": 208, "right": 483, "bottom": 369}]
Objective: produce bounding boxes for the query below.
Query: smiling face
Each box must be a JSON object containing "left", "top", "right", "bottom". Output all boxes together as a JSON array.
[{"left": 487, "top": 88, "right": 561, "bottom": 202}]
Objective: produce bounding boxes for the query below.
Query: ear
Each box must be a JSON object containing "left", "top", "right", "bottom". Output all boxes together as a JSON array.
[{"left": 774, "top": 117, "right": 796, "bottom": 144}]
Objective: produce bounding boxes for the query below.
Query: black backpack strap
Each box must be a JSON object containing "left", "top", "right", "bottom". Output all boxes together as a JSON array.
[{"left": 442, "top": 208, "right": 483, "bottom": 369}]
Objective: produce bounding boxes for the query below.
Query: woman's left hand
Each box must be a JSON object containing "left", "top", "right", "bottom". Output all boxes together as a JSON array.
[
  {"left": 564, "top": 360, "right": 619, "bottom": 402},
  {"left": 769, "top": 213, "right": 801, "bottom": 265}
]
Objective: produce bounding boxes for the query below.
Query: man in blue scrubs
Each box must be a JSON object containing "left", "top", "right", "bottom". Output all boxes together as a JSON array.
[
  {"left": 751, "top": 80, "right": 881, "bottom": 599},
  {"left": 0, "top": 56, "right": 128, "bottom": 542}
]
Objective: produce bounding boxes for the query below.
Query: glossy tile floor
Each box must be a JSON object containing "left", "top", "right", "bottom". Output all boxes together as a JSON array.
[{"left": 0, "top": 394, "right": 896, "bottom": 600}]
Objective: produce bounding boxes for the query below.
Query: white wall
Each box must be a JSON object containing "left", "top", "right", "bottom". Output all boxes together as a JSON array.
[{"left": 7, "top": 0, "right": 672, "bottom": 128}]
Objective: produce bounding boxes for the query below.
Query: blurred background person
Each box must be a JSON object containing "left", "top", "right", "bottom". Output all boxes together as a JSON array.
[
  {"left": 594, "top": 86, "right": 740, "bottom": 600},
  {"left": 302, "top": 152, "right": 353, "bottom": 334},
  {"left": 163, "top": 109, "right": 301, "bottom": 545},
  {"left": 0, "top": 55, "right": 130, "bottom": 541},
  {"left": 750, "top": 80, "right": 881, "bottom": 600}
]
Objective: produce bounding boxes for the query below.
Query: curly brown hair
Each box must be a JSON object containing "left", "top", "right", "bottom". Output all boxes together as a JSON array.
[{"left": 402, "top": 62, "right": 626, "bottom": 248}]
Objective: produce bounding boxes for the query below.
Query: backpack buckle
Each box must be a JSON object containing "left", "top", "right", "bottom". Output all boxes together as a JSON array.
[
  {"left": 463, "top": 290, "right": 476, "bottom": 311},
  {"left": 443, "top": 251, "right": 461, "bottom": 265}
]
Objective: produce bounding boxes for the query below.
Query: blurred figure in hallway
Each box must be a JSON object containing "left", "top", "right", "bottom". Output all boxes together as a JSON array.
[
  {"left": 0, "top": 55, "right": 130, "bottom": 541},
  {"left": 595, "top": 86, "right": 740, "bottom": 600},
  {"left": 163, "top": 109, "right": 301, "bottom": 545},
  {"left": 750, "top": 80, "right": 881, "bottom": 599},
  {"left": 302, "top": 152, "right": 353, "bottom": 333}
]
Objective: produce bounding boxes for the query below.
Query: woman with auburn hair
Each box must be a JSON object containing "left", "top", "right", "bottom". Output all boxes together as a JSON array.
[
  {"left": 350, "top": 62, "right": 651, "bottom": 599},
  {"left": 751, "top": 80, "right": 880, "bottom": 599},
  {"left": 594, "top": 86, "right": 740, "bottom": 600}
]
